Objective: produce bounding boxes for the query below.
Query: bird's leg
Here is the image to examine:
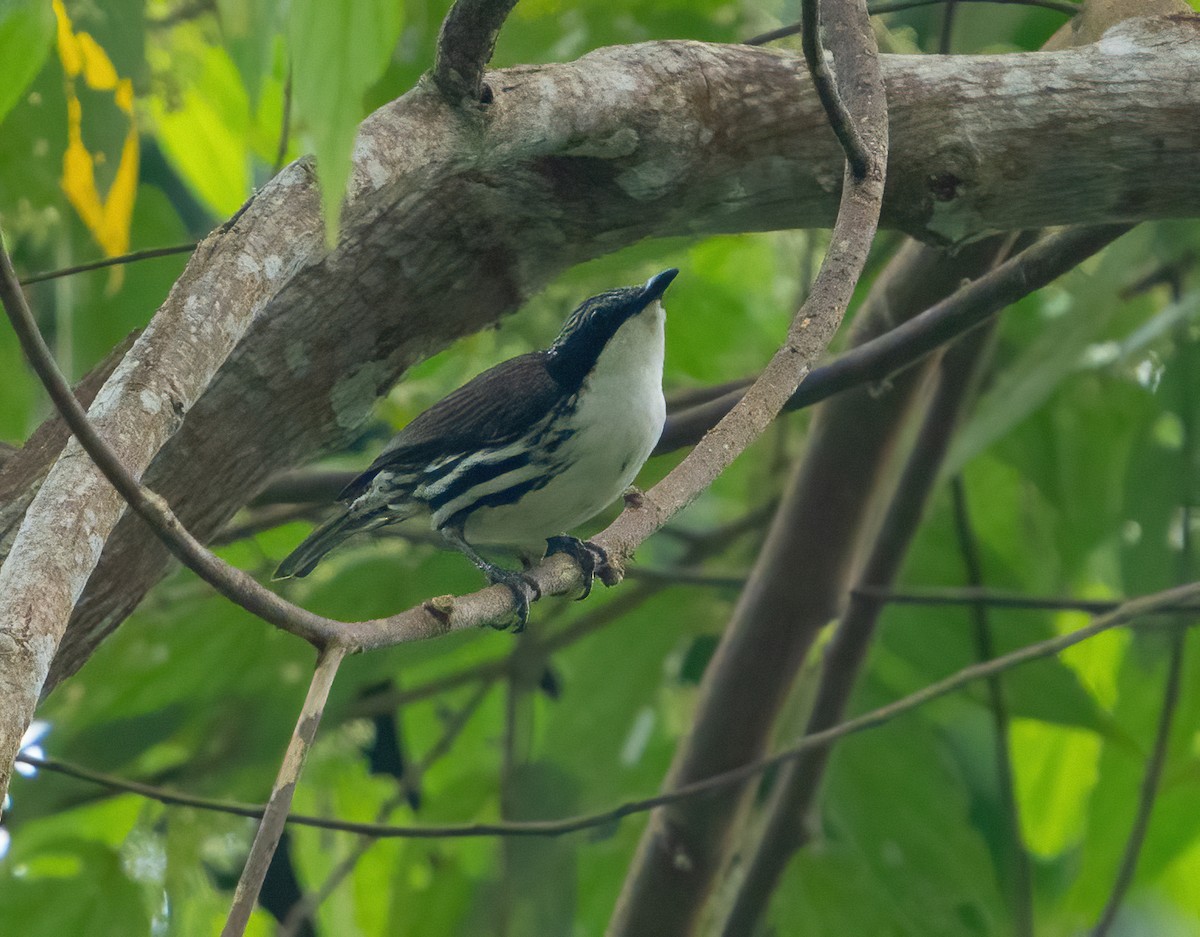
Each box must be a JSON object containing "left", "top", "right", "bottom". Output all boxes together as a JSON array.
[
  {"left": 441, "top": 527, "right": 539, "bottom": 631},
  {"left": 545, "top": 536, "right": 610, "bottom": 601}
]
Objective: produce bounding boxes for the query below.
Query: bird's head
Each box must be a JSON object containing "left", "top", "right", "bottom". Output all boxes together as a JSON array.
[{"left": 547, "top": 269, "right": 678, "bottom": 385}]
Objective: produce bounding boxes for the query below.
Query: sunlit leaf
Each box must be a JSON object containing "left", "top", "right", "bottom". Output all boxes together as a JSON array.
[{"left": 52, "top": 0, "right": 139, "bottom": 258}]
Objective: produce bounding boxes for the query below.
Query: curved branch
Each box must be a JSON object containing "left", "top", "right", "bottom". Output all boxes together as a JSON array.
[
  {"left": 607, "top": 1, "right": 888, "bottom": 931},
  {"left": 801, "top": 0, "right": 872, "bottom": 177}
]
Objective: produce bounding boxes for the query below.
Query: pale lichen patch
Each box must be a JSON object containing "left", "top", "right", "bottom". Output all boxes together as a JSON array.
[
  {"left": 330, "top": 362, "right": 388, "bottom": 430},
  {"left": 926, "top": 197, "right": 986, "bottom": 246},
  {"left": 285, "top": 341, "right": 310, "bottom": 376},
  {"left": 139, "top": 389, "right": 162, "bottom": 414},
  {"left": 616, "top": 161, "right": 678, "bottom": 200}
]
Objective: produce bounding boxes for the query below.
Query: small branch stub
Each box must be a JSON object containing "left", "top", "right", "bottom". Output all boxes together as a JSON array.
[{"left": 433, "top": 0, "right": 520, "bottom": 105}]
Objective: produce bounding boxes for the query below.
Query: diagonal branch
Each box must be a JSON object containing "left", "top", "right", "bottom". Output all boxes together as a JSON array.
[
  {"left": 656, "top": 223, "right": 1131, "bottom": 452},
  {"left": 720, "top": 311, "right": 1000, "bottom": 935},
  {"left": 221, "top": 646, "right": 346, "bottom": 937}
]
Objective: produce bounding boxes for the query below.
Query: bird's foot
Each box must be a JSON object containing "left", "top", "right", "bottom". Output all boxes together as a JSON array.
[
  {"left": 546, "top": 536, "right": 612, "bottom": 600},
  {"left": 484, "top": 567, "right": 540, "bottom": 632}
]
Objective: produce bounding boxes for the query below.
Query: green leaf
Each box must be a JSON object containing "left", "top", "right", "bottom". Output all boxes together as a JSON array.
[
  {"left": 216, "top": 0, "right": 279, "bottom": 107},
  {"left": 946, "top": 229, "right": 1155, "bottom": 475},
  {"left": 0, "top": 838, "right": 152, "bottom": 937},
  {"left": 287, "top": 0, "right": 404, "bottom": 241},
  {"left": 0, "top": 0, "right": 55, "bottom": 128},
  {"left": 797, "top": 709, "right": 1008, "bottom": 936}
]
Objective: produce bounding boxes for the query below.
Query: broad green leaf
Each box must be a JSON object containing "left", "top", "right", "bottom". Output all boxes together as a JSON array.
[
  {"left": 287, "top": 0, "right": 404, "bottom": 240},
  {"left": 946, "top": 229, "right": 1154, "bottom": 475},
  {"left": 806, "top": 706, "right": 1008, "bottom": 936},
  {"left": 1008, "top": 717, "right": 1102, "bottom": 857},
  {"left": 0, "top": 838, "right": 152, "bottom": 937},
  {"left": 0, "top": 0, "right": 55, "bottom": 128}
]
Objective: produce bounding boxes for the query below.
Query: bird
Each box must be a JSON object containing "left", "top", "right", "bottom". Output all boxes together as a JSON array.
[{"left": 274, "top": 268, "right": 679, "bottom": 627}]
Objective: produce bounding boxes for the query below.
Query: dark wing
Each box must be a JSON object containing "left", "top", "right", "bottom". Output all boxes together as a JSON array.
[{"left": 339, "top": 352, "right": 563, "bottom": 502}]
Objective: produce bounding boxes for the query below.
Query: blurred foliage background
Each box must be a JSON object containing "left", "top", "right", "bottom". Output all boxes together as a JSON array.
[{"left": 3, "top": 0, "right": 1200, "bottom": 934}]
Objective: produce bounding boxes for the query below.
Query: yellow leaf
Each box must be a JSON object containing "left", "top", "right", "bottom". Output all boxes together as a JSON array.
[{"left": 52, "top": 0, "right": 139, "bottom": 260}]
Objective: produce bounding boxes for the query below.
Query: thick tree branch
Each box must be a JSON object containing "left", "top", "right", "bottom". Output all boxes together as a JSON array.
[{"left": 13, "top": 18, "right": 1194, "bottom": 699}]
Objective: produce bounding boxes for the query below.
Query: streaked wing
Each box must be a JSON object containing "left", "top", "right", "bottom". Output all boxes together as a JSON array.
[{"left": 340, "top": 352, "right": 562, "bottom": 502}]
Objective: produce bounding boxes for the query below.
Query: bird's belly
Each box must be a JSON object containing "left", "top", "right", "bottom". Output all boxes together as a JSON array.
[{"left": 464, "top": 388, "right": 664, "bottom": 549}]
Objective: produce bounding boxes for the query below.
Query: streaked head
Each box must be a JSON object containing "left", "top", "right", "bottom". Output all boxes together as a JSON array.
[{"left": 548, "top": 269, "right": 678, "bottom": 384}]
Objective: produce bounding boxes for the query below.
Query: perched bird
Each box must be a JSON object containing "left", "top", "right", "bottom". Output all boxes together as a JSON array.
[{"left": 274, "top": 269, "right": 679, "bottom": 626}]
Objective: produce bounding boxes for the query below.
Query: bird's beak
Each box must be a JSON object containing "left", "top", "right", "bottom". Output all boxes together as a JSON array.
[{"left": 641, "top": 268, "right": 679, "bottom": 304}]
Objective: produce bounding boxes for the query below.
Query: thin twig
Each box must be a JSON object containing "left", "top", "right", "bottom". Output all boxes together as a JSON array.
[
  {"left": 951, "top": 477, "right": 1034, "bottom": 937},
  {"left": 939, "top": 0, "right": 959, "bottom": 53},
  {"left": 1090, "top": 628, "right": 1187, "bottom": 937},
  {"left": 20, "top": 581, "right": 1200, "bottom": 841},
  {"left": 147, "top": 0, "right": 215, "bottom": 28},
  {"left": 1093, "top": 280, "right": 1196, "bottom": 936},
  {"left": 222, "top": 645, "right": 346, "bottom": 937},
  {"left": 799, "top": 0, "right": 872, "bottom": 178},
  {"left": 851, "top": 585, "right": 1155, "bottom": 614},
  {"left": 353, "top": 580, "right": 666, "bottom": 717},
  {"left": 18, "top": 243, "right": 199, "bottom": 285}
]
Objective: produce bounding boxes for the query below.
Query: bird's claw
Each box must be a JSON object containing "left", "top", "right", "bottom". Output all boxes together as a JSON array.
[
  {"left": 487, "top": 569, "right": 540, "bottom": 632},
  {"left": 546, "top": 536, "right": 610, "bottom": 601}
]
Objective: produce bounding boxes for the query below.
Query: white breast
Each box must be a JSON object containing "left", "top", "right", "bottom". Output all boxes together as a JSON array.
[{"left": 463, "top": 301, "right": 667, "bottom": 552}]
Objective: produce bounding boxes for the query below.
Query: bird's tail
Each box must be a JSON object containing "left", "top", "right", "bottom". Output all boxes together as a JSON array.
[{"left": 273, "top": 506, "right": 403, "bottom": 580}]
